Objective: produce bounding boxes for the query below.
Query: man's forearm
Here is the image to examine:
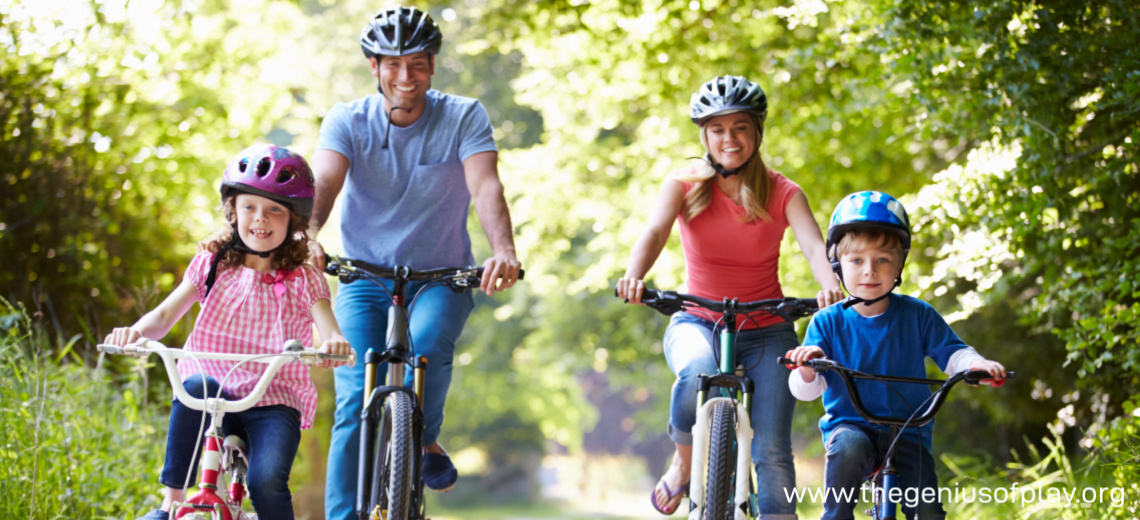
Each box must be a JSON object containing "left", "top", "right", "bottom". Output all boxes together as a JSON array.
[{"left": 474, "top": 183, "right": 516, "bottom": 256}]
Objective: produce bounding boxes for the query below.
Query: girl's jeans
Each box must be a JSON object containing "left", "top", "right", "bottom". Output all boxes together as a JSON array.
[
  {"left": 664, "top": 311, "right": 801, "bottom": 520},
  {"left": 160, "top": 374, "right": 300, "bottom": 519},
  {"left": 325, "top": 278, "right": 473, "bottom": 520},
  {"left": 822, "top": 422, "right": 945, "bottom": 520}
]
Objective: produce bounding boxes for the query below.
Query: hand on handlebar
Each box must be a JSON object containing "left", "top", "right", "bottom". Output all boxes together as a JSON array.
[
  {"left": 480, "top": 252, "right": 522, "bottom": 296},
  {"left": 104, "top": 326, "right": 143, "bottom": 347},
  {"left": 784, "top": 346, "right": 826, "bottom": 380},
  {"left": 309, "top": 241, "right": 328, "bottom": 273},
  {"left": 317, "top": 334, "right": 354, "bottom": 369},
  {"left": 968, "top": 359, "right": 1008, "bottom": 387},
  {"left": 615, "top": 276, "right": 646, "bottom": 305}
]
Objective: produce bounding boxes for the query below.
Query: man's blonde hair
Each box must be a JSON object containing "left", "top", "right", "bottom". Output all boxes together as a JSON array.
[{"left": 833, "top": 229, "right": 904, "bottom": 261}]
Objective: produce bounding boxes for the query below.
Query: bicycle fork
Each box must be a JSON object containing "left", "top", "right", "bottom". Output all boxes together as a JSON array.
[
  {"left": 357, "top": 304, "right": 429, "bottom": 520},
  {"left": 688, "top": 391, "right": 755, "bottom": 520},
  {"left": 174, "top": 415, "right": 247, "bottom": 520}
]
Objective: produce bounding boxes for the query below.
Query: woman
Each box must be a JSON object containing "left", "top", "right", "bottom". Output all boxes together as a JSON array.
[{"left": 616, "top": 75, "right": 843, "bottom": 518}]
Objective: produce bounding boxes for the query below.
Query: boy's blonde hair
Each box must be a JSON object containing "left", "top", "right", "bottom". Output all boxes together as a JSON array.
[{"left": 833, "top": 229, "right": 904, "bottom": 262}]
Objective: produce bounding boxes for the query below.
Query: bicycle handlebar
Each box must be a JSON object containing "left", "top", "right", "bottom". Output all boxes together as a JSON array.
[
  {"left": 324, "top": 255, "right": 524, "bottom": 289},
  {"left": 98, "top": 339, "right": 355, "bottom": 414},
  {"left": 615, "top": 287, "right": 819, "bottom": 321},
  {"left": 778, "top": 357, "right": 1014, "bottom": 427}
]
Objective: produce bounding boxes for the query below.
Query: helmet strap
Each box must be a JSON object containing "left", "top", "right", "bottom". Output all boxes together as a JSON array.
[
  {"left": 706, "top": 153, "right": 754, "bottom": 178},
  {"left": 203, "top": 228, "right": 289, "bottom": 299},
  {"left": 833, "top": 254, "right": 907, "bottom": 310},
  {"left": 380, "top": 101, "right": 413, "bottom": 150}
]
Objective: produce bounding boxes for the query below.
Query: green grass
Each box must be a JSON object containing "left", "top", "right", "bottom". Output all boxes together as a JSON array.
[{"left": 0, "top": 300, "right": 168, "bottom": 519}]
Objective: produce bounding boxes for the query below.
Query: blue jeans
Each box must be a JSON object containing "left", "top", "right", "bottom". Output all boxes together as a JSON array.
[
  {"left": 325, "top": 278, "right": 473, "bottom": 520},
  {"left": 663, "top": 312, "right": 800, "bottom": 519},
  {"left": 160, "top": 375, "right": 300, "bottom": 519},
  {"left": 822, "top": 423, "right": 945, "bottom": 520}
]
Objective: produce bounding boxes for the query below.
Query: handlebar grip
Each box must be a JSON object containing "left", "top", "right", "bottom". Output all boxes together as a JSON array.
[
  {"left": 963, "top": 370, "right": 1015, "bottom": 384},
  {"left": 98, "top": 344, "right": 122, "bottom": 355}
]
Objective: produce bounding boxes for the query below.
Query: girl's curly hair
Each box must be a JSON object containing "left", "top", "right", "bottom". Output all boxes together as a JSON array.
[{"left": 198, "top": 196, "right": 312, "bottom": 271}]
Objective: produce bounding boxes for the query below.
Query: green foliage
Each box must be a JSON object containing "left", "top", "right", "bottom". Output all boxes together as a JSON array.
[
  {"left": 889, "top": 0, "right": 1140, "bottom": 408},
  {"left": 941, "top": 419, "right": 1140, "bottom": 519},
  {"left": 0, "top": 298, "right": 168, "bottom": 518},
  {"left": 0, "top": 0, "right": 307, "bottom": 339}
]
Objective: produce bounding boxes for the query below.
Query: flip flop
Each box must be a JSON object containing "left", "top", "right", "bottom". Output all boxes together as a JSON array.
[{"left": 651, "top": 480, "right": 689, "bottom": 515}]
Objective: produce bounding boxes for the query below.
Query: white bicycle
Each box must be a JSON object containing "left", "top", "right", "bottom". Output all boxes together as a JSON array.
[{"left": 98, "top": 339, "right": 353, "bottom": 520}]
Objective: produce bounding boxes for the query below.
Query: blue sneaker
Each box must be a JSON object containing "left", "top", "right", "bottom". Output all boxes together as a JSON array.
[
  {"left": 137, "top": 510, "right": 169, "bottom": 520},
  {"left": 422, "top": 446, "right": 458, "bottom": 493}
]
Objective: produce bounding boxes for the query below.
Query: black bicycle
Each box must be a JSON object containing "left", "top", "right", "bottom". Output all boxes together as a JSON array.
[
  {"left": 325, "top": 255, "right": 523, "bottom": 520},
  {"left": 777, "top": 356, "right": 1014, "bottom": 519},
  {"left": 620, "top": 288, "right": 818, "bottom": 520}
]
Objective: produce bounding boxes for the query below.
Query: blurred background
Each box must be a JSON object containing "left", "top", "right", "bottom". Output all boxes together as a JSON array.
[{"left": 1, "top": 0, "right": 1138, "bottom": 518}]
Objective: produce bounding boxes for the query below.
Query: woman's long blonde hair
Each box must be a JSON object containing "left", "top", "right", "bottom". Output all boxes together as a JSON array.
[{"left": 677, "top": 114, "right": 773, "bottom": 223}]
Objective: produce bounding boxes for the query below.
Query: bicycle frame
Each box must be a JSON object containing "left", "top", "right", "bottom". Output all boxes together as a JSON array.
[
  {"left": 780, "top": 357, "right": 1014, "bottom": 520},
  {"left": 626, "top": 289, "right": 818, "bottom": 520},
  {"left": 326, "top": 256, "right": 522, "bottom": 520},
  {"left": 98, "top": 339, "right": 351, "bottom": 520}
]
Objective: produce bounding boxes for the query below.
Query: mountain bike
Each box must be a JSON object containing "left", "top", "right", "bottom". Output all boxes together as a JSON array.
[
  {"left": 97, "top": 339, "right": 353, "bottom": 520},
  {"left": 324, "top": 255, "right": 523, "bottom": 520},
  {"left": 777, "top": 356, "right": 1014, "bottom": 519},
  {"left": 620, "top": 288, "right": 818, "bottom": 520}
]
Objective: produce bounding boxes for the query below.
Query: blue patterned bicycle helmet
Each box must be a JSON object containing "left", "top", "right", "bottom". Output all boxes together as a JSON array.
[
  {"left": 826, "top": 191, "right": 911, "bottom": 300},
  {"left": 826, "top": 191, "right": 911, "bottom": 259}
]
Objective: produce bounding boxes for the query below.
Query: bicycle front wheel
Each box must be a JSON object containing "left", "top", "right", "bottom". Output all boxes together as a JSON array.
[
  {"left": 703, "top": 400, "right": 737, "bottom": 520},
  {"left": 371, "top": 391, "right": 415, "bottom": 520}
]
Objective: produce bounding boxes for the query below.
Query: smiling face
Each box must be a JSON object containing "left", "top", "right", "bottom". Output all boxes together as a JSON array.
[
  {"left": 701, "top": 112, "right": 759, "bottom": 170},
  {"left": 372, "top": 51, "right": 434, "bottom": 110},
  {"left": 234, "top": 193, "right": 291, "bottom": 253}
]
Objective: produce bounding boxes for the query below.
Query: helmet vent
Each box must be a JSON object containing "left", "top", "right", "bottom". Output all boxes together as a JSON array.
[
  {"left": 276, "top": 168, "right": 295, "bottom": 184},
  {"left": 239, "top": 158, "right": 249, "bottom": 172},
  {"left": 256, "top": 157, "right": 272, "bottom": 177}
]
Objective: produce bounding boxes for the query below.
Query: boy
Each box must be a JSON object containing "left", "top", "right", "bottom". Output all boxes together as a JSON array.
[{"left": 784, "top": 191, "right": 1006, "bottom": 520}]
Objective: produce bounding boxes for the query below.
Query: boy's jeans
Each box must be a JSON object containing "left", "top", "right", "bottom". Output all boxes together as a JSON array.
[
  {"left": 160, "top": 374, "right": 301, "bottom": 519},
  {"left": 822, "top": 422, "right": 945, "bottom": 520},
  {"left": 663, "top": 311, "right": 801, "bottom": 519}
]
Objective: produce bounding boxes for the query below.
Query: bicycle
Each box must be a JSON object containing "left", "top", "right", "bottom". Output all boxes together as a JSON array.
[
  {"left": 324, "top": 255, "right": 523, "bottom": 520},
  {"left": 777, "top": 356, "right": 1014, "bottom": 519},
  {"left": 97, "top": 339, "right": 353, "bottom": 520},
  {"left": 618, "top": 288, "right": 818, "bottom": 520}
]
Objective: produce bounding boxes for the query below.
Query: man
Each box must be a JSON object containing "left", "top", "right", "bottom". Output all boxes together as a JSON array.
[{"left": 309, "top": 6, "right": 522, "bottom": 519}]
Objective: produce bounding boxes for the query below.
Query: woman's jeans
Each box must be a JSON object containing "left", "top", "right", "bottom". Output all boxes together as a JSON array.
[
  {"left": 664, "top": 312, "right": 801, "bottom": 520},
  {"left": 160, "top": 374, "right": 300, "bottom": 519},
  {"left": 822, "top": 423, "right": 945, "bottom": 520},
  {"left": 325, "top": 278, "right": 473, "bottom": 520}
]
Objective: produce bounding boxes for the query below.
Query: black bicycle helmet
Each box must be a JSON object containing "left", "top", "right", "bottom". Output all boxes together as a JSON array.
[
  {"left": 690, "top": 75, "right": 768, "bottom": 126},
  {"left": 360, "top": 6, "right": 442, "bottom": 59}
]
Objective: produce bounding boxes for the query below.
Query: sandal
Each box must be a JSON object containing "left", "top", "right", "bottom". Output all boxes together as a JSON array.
[{"left": 651, "top": 479, "right": 689, "bottom": 515}]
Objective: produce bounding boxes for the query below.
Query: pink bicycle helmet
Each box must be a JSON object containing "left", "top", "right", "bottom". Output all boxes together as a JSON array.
[{"left": 220, "top": 144, "right": 315, "bottom": 219}]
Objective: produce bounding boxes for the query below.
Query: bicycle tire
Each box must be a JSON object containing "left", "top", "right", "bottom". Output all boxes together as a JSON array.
[
  {"left": 372, "top": 391, "right": 415, "bottom": 520},
  {"left": 703, "top": 400, "right": 737, "bottom": 520}
]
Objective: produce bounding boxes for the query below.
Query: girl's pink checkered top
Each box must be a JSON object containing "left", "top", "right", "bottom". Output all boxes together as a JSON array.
[{"left": 179, "top": 252, "right": 330, "bottom": 429}]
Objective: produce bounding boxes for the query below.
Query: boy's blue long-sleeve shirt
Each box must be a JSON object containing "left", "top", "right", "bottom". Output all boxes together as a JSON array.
[{"left": 802, "top": 293, "right": 968, "bottom": 449}]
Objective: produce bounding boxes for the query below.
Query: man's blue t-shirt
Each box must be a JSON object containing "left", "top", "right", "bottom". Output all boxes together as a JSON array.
[
  {"left": 803, "top": 293, "right": 968, "bottom": 449},
  {"left": 316, "top": 89, "right": 497, "bottom": 269}
]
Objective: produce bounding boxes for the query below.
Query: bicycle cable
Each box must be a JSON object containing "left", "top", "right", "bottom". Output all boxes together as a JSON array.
[{"left": 182, "top": 351, "right": 289, "bottom": 493}]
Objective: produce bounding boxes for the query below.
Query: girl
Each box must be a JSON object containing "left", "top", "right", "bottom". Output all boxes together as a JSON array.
[
  {"left": 616, "top": 75, "right": 844, "bottom": 518},
  {"left": 104, "top": 144, "right": 351, "bottom": 520}
]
